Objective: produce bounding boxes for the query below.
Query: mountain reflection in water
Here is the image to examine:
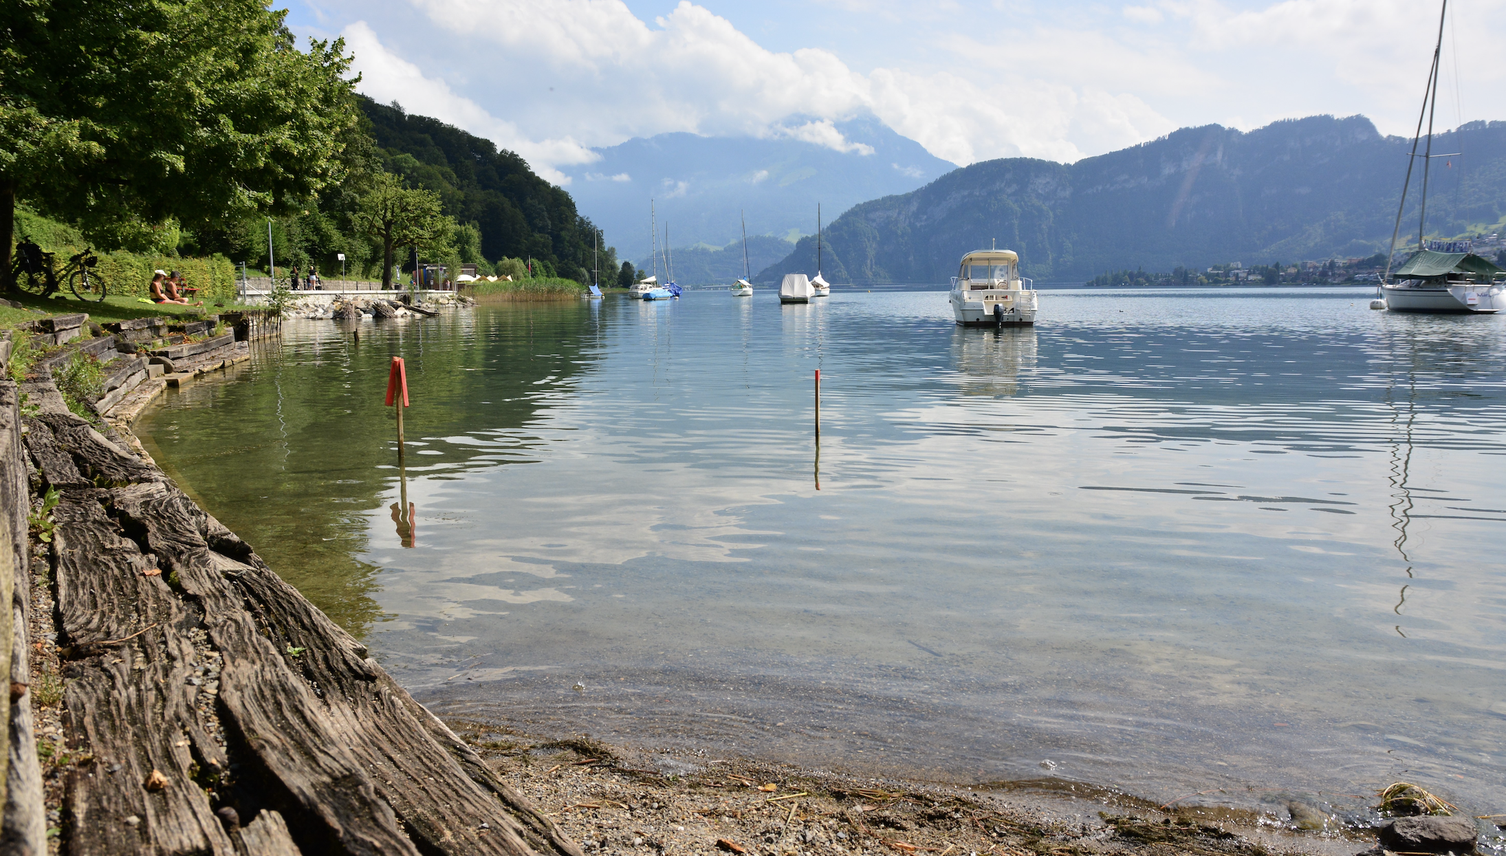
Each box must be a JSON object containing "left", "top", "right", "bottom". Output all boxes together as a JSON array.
[{"left": 138, "top": 289, "right": 1506, "bottom": 814}]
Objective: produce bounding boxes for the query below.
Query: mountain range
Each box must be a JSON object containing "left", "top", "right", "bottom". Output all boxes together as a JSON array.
[
  {"left": 561, "top": 116, "right": 954, "bottom": 261},
  {"left": 759, "top": 115, "right": 1506, "bottom": 285}
]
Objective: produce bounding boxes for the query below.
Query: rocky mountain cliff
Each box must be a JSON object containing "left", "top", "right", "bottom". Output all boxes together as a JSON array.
[{"left": 760, "top": 115, "right": 1506, "bottom": 284}]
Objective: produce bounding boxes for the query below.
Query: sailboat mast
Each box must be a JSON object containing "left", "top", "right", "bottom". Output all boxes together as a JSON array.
[
  {"left": 593, "top": 229, "right": 598, "bottom": 288},
  {"left": 1417, "top": 0, "right": 1447, "bottom": 250},
  {"left": 1383, "top": 0, "right": 1448, "bottom": 285},
  {"left": 817, "top": 203, "right": 822, "bottom": 275},
  {"left": 664, "top": 223, "right": 672, "bottom": 283},
  {"left": 741, "top": 211, "right": 750, "bottom": 280},
  {"left": 651, "top": 200, "right": 658, "bottom": 281}
]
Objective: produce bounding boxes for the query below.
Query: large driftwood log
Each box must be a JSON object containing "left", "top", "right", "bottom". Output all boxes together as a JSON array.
[{"left": 25, "top": 396, "right": 582, "bottom": 856}]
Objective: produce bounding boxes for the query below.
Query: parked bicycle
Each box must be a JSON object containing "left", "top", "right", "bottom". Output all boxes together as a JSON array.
[{"left": 9, "top": 240, "right": 108, "bottom": 303}]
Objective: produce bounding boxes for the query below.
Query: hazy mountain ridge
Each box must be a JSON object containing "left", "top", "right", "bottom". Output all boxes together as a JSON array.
[
  {"left": 564, "top": 116, "right": 955, "bottom": 259},
  {"left": 636, "top": 235, "right": 794, "bottom": 286},
  {"left": 760, "top": 115, "right": 1506, "bottom": 284}
]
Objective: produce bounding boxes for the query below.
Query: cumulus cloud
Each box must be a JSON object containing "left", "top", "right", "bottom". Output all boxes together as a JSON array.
[
  {"left": 769, "top": 120, "right": 875, "bottom": 155},
  {"left": 341, "top": 21, "right": 597, "bottom": 184},
  {"left": 327, "top": 0, "right": 1506, "bottom": 182}
]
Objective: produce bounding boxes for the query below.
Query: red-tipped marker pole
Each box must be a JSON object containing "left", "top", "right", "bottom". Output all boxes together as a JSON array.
[{"left": 386, "top": 357, "right": 410, "bottom": 458}]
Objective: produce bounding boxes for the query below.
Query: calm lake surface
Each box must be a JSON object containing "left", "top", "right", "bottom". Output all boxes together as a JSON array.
[{"left": 138, "top": 287, "right": 1506, "bottom": 814}]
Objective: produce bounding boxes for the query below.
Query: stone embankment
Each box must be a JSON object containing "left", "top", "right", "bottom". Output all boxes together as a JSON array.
[
  {"left": 0, "top": 311, "right": 579, "bottom": 855},
  {"left": 284, "top": 292, "right": 472, "bottom": 321}
]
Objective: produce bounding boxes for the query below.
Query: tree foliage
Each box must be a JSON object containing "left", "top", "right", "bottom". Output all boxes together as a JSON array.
[
  {"left": 351, "top": 172, "right": 452, "bottom": 289},
  {"left": 1, "top": 0, "right": 360, "bottom": 287}
]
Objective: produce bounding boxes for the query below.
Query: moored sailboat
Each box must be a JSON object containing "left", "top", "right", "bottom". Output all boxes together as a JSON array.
[
  {"left": 812, "top": 203, "right": 830, "bottom": 297},
  {"left": 1378, "top": 0, "right": 1505, "bottom": 313},
  {"left": 731, "top": 211, "right": 753, "bottom": 296}
]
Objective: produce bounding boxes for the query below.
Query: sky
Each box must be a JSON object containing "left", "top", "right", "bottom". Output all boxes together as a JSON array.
[{"left": 283, "top": 0, "right": 1506, "bottom": 185}]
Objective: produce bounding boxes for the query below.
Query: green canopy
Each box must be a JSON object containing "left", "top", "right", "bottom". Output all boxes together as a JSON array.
[{"left": 1394, "top": 249, "right": 1505, "bottom": 279}]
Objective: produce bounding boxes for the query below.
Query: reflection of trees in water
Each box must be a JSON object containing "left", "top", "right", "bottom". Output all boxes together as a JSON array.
[{"left": 138, "top": 304, "right": 601, "bottom": 641}]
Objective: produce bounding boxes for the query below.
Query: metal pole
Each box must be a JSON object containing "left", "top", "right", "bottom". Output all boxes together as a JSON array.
[{"left": 267, "top": 219, "right": 275, "bottom": 289}]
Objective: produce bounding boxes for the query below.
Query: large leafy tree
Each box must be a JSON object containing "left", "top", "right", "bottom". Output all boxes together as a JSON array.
[
  {"left": 351, "top": 171, "right": 452, "bottom": 289},
  {"left": 0, "top": 0, "right": 359, "bottom": 289}
]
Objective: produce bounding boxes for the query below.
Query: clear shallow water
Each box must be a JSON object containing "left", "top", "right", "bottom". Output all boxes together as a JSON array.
[{"left": 138, "top": 288, "right": 1506, "bottom": 814}]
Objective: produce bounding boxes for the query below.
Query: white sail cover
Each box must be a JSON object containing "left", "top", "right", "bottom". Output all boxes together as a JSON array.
[
  {"left": 638, "top": 275, "right": 658, "bottom": 285},
  {"left": 811, "top": 273, "right": 829, "bottom": 288},
  {"left": 780, "top": 273, "right": 813, "bottom": 300},
  {"left": 736, "top": 279, "right": 752, "bottom": 288}
]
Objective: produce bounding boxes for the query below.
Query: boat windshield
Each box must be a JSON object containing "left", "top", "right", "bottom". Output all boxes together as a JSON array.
[{"left": 964, "top": 263, "right": 1014, "bottom": 281}]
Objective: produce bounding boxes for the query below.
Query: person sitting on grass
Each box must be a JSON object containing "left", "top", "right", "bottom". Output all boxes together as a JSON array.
[
  {"left": 168, "top": 271, "right": 199, "bottom": 297},
  {"left": 150, "top": 270, "right": 201, "bottom": 305}
]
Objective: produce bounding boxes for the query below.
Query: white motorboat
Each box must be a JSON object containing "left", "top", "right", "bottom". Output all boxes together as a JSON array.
[
  {"left": 948, "top": 248, "right": 1036, "bottom": 326},
  {"left": 780, "top": 273, "right": 814, "bottom": 304},
  {"left": 1378, "top": 0, "right": 1506, "bottom": 313}
]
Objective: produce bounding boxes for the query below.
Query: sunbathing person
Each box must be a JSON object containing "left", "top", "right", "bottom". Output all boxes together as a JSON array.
[{"left": 150, "top": 271, "right": 201, "bottom": 305}]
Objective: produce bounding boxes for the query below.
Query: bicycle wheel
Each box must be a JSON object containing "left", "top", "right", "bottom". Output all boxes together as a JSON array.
[{"left": 69, "top": 268, "right": 107, "bottom": 303}]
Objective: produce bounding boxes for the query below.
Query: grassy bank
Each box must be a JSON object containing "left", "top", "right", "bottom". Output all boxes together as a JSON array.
[
  {"left": 464, "top": 278, "right": 587, "bottom": 301},
  {"left": 1, "top": 292, "right": 256, "bottom": 331}
]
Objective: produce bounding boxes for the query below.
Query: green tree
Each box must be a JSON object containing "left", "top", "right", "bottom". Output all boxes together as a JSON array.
[
  {"left": 0, "top": 0, "right": 360, "bottom": 290},
  {"left": 618, "top": 261, "right": 636, "bottom": 288},
  {"left": 351, "top": 171, "right": 451, "bottom": 289}
]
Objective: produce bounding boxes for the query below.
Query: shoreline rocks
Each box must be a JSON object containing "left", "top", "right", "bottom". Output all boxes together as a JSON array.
[{"left": 285, "top": 292, "right": 473, "bottom": 321}]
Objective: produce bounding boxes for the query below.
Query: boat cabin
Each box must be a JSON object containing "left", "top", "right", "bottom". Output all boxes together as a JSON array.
[
  {"left": 1393, "top": 249, "right": 1505, "bottom": 284},
  {"left": 956, "top": 250, "right": 1027, "bottom": 290}
]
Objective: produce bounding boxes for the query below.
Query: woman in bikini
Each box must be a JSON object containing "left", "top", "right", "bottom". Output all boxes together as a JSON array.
[{"left": 150, "top": 271, "right": 200, "bottom": 305}]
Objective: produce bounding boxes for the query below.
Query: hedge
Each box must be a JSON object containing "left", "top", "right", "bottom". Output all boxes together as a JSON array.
[{"left": 14, "top": 242, "right": 238, "bottom": 303}]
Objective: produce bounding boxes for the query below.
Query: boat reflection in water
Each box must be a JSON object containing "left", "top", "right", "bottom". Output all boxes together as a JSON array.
[{"left": 950, "top": 326, "right": 1038, "bottom": 397}]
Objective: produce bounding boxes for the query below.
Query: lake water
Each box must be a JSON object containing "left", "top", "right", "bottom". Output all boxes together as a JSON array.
[{"left": 138, "top": 288, "right": 1506, "bottom": 817}]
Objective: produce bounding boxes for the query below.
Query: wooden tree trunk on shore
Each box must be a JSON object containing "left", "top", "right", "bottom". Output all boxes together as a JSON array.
[{"left": 22, "top": 397, "right": 583, "bottom": 856}]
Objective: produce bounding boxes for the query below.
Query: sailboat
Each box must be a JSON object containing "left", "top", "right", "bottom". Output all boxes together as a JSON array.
[
  {"left": 586, "top": 229, "right": 603, "bottom": 298},
  {"left": 811, "top": 203, "right": 830, "bottom": 297},
  {"left": 1378, "top": 0, "right": 1505, "bottom": 313},
  {"left": 634, "top": 200, "right": 673, "bottom": 299},
  {"left": 663, "top": 222, "right": 682, "bottom": 298},
  {"left": 731, "top": 211, "right": 753, "bottom": 296}
]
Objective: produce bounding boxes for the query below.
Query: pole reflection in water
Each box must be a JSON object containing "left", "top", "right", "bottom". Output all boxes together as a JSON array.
[
  {"left": 1385, "top": 328, "right": 1419, "bottom": 638},
  {"left": 391, "top": 462, "right": 416, "bottom": 548}
]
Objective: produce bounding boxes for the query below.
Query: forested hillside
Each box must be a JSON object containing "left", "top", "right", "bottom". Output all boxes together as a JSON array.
[
  {"left": 361, "top": 98, "right": 611, "bottom": 281},
  {"left": 762, "top": 115, "right": 1506, "bottom": 284}
]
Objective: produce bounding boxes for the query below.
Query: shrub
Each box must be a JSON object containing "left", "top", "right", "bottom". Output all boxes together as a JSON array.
[{"left": 54, "top": 351, "right": 106, "bottom": 418}]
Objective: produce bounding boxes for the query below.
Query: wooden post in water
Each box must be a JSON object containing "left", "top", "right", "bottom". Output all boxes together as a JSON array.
[
  {"left": 385, "top": 356, "right": 410, "bottom": 460},
  {"left": 815, "top": 369, "right": 821, "bottom": 441}
]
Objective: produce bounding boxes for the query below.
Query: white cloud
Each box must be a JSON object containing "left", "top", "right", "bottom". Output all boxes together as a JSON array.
[
  {"left": 770, "top": 120, "right": 875, "bottom": 155},
  {"left": 749, "top": 170, "right": 770, "bottom": 184},
  {"left": 340, "top": 21, "right": 597, "bottom": 184},
  {"left": 322, "top": 0, "right": 1506, "bottom": 180},
  {"left": 585, "top": 173, "right": 632, "bottom": 182},
  {"left": 892, "top": 163, "right": 924, "bottom": 178}
]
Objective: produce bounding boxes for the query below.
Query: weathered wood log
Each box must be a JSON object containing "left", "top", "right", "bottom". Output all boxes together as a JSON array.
[{"left": 22, "top": 391, "right": 582, "bottom": 856}]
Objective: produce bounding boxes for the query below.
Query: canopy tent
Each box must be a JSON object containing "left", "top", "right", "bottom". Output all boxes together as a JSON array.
[
  {"left": 1394, "top": 250, "right": 1505, "bottom": 279},
  {"left": 455, "top": 274, "right": 477, "bottom": 282}
]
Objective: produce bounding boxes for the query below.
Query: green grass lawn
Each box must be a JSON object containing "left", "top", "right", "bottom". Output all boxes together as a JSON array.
[{"left": 1, "top": 291, "right": 259, "bottom": 331}]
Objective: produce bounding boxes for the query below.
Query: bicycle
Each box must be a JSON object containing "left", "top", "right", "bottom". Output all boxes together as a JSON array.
[{"left": 9, "top": 240, "right": 108, "bottom": 303}]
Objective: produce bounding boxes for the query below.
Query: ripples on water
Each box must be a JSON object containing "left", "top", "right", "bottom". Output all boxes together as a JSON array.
[{"left": 138, "top": 287, "right": 1506, "bottom": 813}]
